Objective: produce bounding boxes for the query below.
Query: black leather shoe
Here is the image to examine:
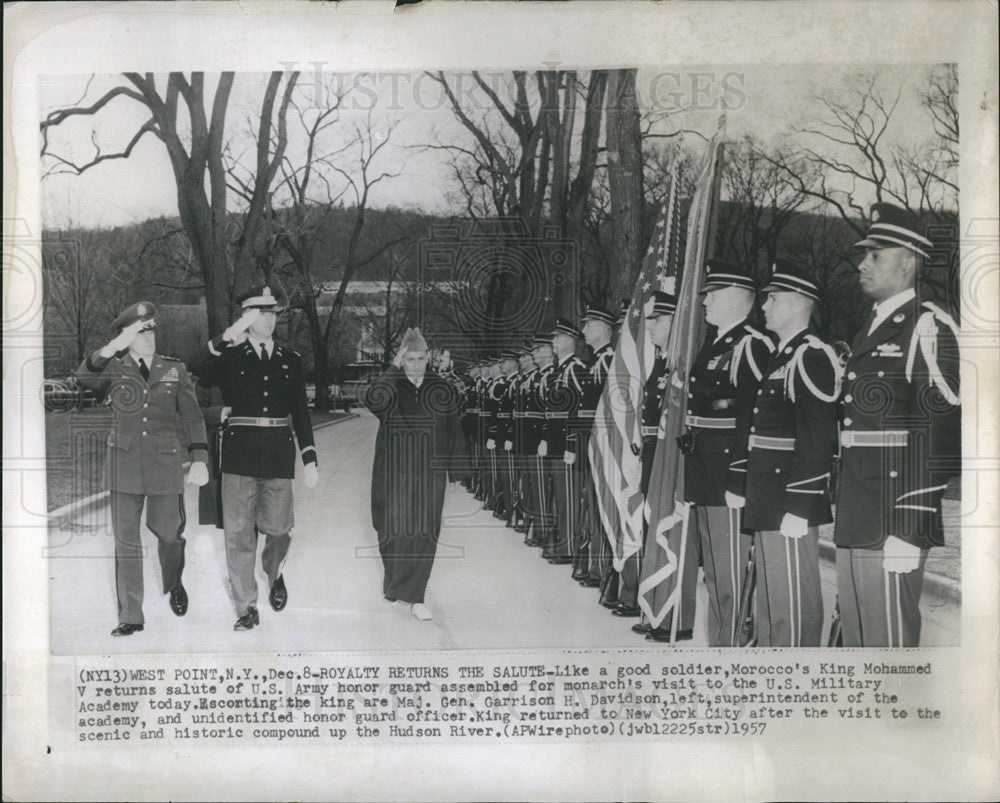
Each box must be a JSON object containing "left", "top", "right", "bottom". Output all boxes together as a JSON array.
[
  {"left": 646, "top": 627, "right": 694, "bottom": 643},
  {"left": 631, "top": 621, "right": 652, "bottom": 635},
  {"left": 234, "top": 606, "right": 260, "bottom": 631},
  {"left": 612, "top": 604, "right": 641, "bottom": 617},
  {"left": 579, "top": 576, "right": 602, "bottom": 588},
  {"left": 169, "top": 583, "right": 188, "bottom": 616},
  {"left": 269, "top": 575, "right": 288, "bottom": 612},
  {"left": 548, "top": 556, "right": 573, "bottom": 565},
  {"left": 111, "top": 623, "right": 144, "bottom": 637},
  {"left": 513, "top": 523, "right": 528, "bottom": 534}
]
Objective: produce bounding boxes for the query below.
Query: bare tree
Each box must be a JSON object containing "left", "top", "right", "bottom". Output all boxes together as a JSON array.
[
  {"left": 41, "top": 71, "right": 300, "bottom": 336},
  {"left": 604, "top": 69, "right": 645, "bottom": 308}
]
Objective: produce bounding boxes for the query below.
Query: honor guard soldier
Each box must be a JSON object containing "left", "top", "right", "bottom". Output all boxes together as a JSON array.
[
  {"left": 475, "top": 361, "right": 493, "bottom": 502},
  {"left": 543, "top": 319, "right": 587, "bottom": 565},
  {"left": 525, "top": 335, "right": 556, "bottom": 549},
  {"left": 681, "top": 260, "right": 774, "bottom": 646},
  {"left": 482, "top": 358, "right": 504, "bottom": 513},
  {"left": 836, "top": 204, "right": 960, "bottom": 647},
  {"left": 77, "top": 302, "right": 209, "bottom": 636},
  {"left": 457, "top": 364, "right": 478, "bottom": 493},
  {"left": 496, "top": 350, "right": 520, "bottom": 526},
  {"left": 190, "top": 285, "right": 318, "bottom": 631},
  {"left": 573, "top": 304, "right": 617, "bottom": 586},
  {"left": 514, "top": 346, "right": 539, "bottom": 537},
  {"left": 741, "top": 263, "right": 842, "bottom": 647}
]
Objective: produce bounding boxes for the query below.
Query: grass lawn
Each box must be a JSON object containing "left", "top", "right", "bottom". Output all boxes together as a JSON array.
[{"left": 45, "top": 408, "right": 352, "bottom": 511}]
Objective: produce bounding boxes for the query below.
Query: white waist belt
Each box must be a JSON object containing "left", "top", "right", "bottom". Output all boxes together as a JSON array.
[
  {"left": 229, "top": 416, "right": 291, "bottom": 428},
  {"left": 685, "top": 414, "right": 736, "bottom": 429},
  {"left": 840, "top": 430, "right": 909, "bottom": 448},
  {"left": 749, "top": 434, "right": 795, "bottom": 451}
]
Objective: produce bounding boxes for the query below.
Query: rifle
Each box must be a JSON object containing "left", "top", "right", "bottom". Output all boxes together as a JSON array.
[{"left": 734, "top": 531, "right": 757, "bottom": 647}]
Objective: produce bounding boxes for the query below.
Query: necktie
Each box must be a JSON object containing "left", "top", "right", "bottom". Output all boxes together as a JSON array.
[
  {"left": 865, "top": 305, "right": 879, "bottom": 336},
  {"left": 260, "top": 344, "right": 269, "bottom": 363},
  {"left": 138, "top": 359, "right": 150, "bottom": 381}
]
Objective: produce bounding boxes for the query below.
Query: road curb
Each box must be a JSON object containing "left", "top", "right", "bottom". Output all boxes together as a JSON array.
[{"left": 818, "top": 537, "right": 961, "bottom": 604}]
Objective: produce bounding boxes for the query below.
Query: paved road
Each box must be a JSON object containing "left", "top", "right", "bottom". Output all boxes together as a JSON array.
[{"left": 48, "top": 412, "right": 958, "bottom": 654}]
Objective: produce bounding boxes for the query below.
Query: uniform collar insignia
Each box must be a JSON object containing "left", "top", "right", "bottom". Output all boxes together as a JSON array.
[{"left": 876, "top": 342, "right": 902, "bottom": 353}]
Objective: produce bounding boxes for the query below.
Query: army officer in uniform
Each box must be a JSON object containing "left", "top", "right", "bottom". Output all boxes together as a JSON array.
[
  {"left": 836, "top": 204, "right": 960, "bottom": 647},
  {"left": 77, "top": 302, "right": 209, "bottom": 637},
  {"left": 190, "top": 285, "right": 318, "bottom": 631}
]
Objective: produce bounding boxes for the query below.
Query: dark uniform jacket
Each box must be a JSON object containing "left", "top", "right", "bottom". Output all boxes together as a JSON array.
[
  {"left": 835, "top": 297, "right": 960, "bottom": 550},
  {"left": 742, "top": 327, "right": 842, "bottom": 532},
  {"left": 77, "top": 351, "right": 208, "bottom": 496},
  {"left": 684, "top": 319, "right": 774, "bottom": 506},
  {"left": 516, "top": 369, "right": 538, "bottom": 456},
  {"left": 530, "top": 364, "right": 556, "bottom": 454},
  {"left": 498, "top": 373, "right": 518, "bottom": 447},
  {"left": 545, "top": 354, "right": 587, "bottom": 459},
  {"left": 639, "top": 354, "right": 670, "bottom": 495},
  {"left": 484, "top": 376, "right": 505, "bottom": 444},
  {"left": 189, "top": 338, "right": 315, "bottom": 479}
]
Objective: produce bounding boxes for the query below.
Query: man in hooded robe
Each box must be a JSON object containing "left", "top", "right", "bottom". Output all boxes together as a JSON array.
[{"left": 366, "top": 328, "right": 467, "bottom": 620}]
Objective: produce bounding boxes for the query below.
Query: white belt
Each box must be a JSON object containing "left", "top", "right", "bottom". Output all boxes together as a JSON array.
[
  {"left": 545, "top": 412, "right": 569, "bottom": 419},
  {"left": 641, "top": 425, "right": 658, "bottom": 437},
  {"left": 228, "top": 416, "right": 290, "bottom": 428},
  {"left": 684, "top": 414, "right": 736, "bottom": 429},
  {"left": 840, "top": 429, "right": 909, "bottom": 448},
  {"left": 577, "top": 409, "right": 597, "bottom": 418},
  {"left": 749, "top": 434, "right": 795, "bottom": 451}
]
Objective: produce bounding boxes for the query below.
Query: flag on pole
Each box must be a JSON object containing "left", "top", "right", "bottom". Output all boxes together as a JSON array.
[
  {"left": 638, "top": 115, "right": 727, "bottom": 630},
  {"left": 588, "top": 157, "right": 682, "bottom": 571}
]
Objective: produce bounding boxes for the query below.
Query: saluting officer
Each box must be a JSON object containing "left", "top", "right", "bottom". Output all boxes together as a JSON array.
[
  {"left": 836, "top": 204, "right": 960, "bottom": 647},
  {"left": 542, "top": 319, "right": 587, "bottom": 565},
  {"left": 190, "top": 285, "right": 318, "bottom": 631},
  {"left": 741, "top": 263, "right": 842, "bottom": 647},
  {"left": 683, "top": 260, "right": 774, "bottom": 646},
  {"left": 76, "top": 302, "right": 209, "bottom": 636},
  {"left": 573, "top": 304, "right": 617, "bottom": 586}
]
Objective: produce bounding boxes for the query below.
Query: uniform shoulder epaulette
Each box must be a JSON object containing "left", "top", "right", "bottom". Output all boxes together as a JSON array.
[
  {"left": 785, "top": 334, "right": 843, "bottom": 402},
  {"left": 906, "top": 301, "right": 960, "bottom": 405},
  {"left": 730, "top": 325, "right": 774, "bottom": 385}
]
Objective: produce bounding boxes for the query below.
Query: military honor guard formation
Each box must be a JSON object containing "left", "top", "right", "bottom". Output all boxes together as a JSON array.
[{"left": 77, "top": 203, "right": 960, "bottom": 648}]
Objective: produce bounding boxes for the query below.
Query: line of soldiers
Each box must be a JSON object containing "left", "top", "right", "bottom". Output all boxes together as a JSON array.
[{"left": 455, "top": 203, "right": 960, "bottom": 648}]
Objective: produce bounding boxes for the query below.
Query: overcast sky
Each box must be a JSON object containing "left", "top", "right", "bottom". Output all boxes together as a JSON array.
[{"left": 39, "top": 64, "right": 940, "bottom": 229}]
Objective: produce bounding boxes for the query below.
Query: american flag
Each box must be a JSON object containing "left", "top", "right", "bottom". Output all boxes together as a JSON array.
[
  {"left": 588, "top": 159, "right": 683, "bottom": 571},
  {"left": 638, "top": 116, "right": 727, "bottom": 631}
]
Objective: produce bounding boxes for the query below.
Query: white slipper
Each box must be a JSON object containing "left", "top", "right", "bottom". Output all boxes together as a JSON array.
[{"left": 410, "top": 603, "right": 433, "bottom": 621}]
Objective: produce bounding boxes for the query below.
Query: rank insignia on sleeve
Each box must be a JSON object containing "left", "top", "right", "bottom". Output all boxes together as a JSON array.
[{"left": 161, "top": 367, "right": 180, "bottom": 381}]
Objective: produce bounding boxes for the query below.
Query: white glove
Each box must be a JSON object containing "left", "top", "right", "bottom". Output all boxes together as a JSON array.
[
  {"left": 504, "top": 440, "right": 513, "bottom": 451},
  {"left": 302, "top": 463, "right": 318, "bottom": 488},
  {"left": 101, "top": 320, "right": 146, "bottom": 357},
  {"left": 486, "top": 438, "right": 496, "bottom": 450},
  {"left": 725, "top": 491, "right": 746, "bottom": 510},
  {"left": 186, "top": 461, "right": 209, "bottom": 487},
  {"left": 883, "top": 535, "right": 921, "bottom": 573},
  {"left": 223, "top": 309, "right": 259, "bottom": 343},
  {"left": 779, "top": 512, "right": 809, "bottom": 539},
  {"left": 537, "top": 440, "right": 548, "bottom": 457},
  {"left": 563, "top": 451, "right": 577, "bottom": 465},
  {"left": 220, "top": 406, "right": 231, "bottom": 423}
]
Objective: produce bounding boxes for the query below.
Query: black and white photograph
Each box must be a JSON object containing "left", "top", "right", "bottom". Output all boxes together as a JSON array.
[{"left": 4, "top": 2, "right": 998, "bottom": 801}]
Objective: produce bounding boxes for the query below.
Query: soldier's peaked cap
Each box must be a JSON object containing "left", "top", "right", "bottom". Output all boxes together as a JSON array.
[
  {"left": 532, "top": 334, "right": 552, "bottom": 348},
  {"left": 700, "top": 258, "right": 756, "bottom": 293},
  {"left": 646, "top": 290, "right": 678, "bottom": 318},
  {"left": 236, "top": 284, "right": 282, "bottom": 310},
  {"left": 110, "top": 301, "right": 157, "bottom": 333},
  {"left": 582, "top": 303, "right": 616, "bottom": 325},
  {"left": 762, "top": 259, "right": 821, "bottom": 301},
  {"left": 617, "top": 299, "right": 631, "bottom": 324},
  {"left": 501, "top": 349, "right": 520, "bottom": 359},
  {"left": 854, "top": 203, "right": 932, "bottom": 259},
  {"left": 551, "top": 317, "right": 583, "bottom": 340}
]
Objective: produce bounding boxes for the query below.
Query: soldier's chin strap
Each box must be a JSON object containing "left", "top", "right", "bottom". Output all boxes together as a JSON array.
[
  {"left": 906, "top": 302, "right": 960, "bottom": 406},
  {"left": 785, "top": 335, "right": 844, "bottom": 403}
]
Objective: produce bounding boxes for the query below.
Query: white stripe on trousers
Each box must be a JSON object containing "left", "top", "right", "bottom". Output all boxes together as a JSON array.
[{"left": 729, "top": 508, "right": 740, "bottom": 642}]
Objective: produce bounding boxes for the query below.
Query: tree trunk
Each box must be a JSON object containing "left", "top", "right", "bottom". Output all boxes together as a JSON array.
[{"left": 605, "top": 69, "right": 645, "bottom": 308}]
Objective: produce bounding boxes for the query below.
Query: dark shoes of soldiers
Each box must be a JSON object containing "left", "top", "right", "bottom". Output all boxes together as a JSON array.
[
  {"left": 111, "top": 623, "right": 144, "bottom": 637},
  {"left": 234, "top": 605, "right": 260, "bottom": 631},
  {"left": 611, "top": 603, "right": 641, "bottom": 617},
  {"left": 631, "top": 621, "right": 652, "bottom": 635},
  {"left": 548, "top": 556, "right": 573, "bottom": 565},
  {"left": 646, "top": 627, "right": 693, "bottom": 643},
  {"left": 269, "top": 575, "right": 288, "bottom": 612},
  {"left": 169, "top": 583, "right": 188, "bottom": 616}
]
